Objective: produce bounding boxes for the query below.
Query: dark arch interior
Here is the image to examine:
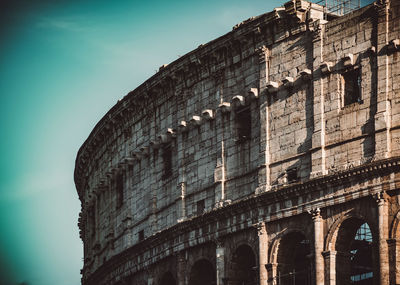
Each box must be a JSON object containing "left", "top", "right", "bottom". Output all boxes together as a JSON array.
[
  {"left": 335, "top": 219, "right": 374, "bottom": 285},
  {"left": 159, "top": 271, "right": 176, "bottom": 285},
  {"left": 231, "top": 244, "right": 258, "bottom": 285},
  {"left": 188, "top": 259, "right": 216, "bottom": 285},
  {"left": 276, "top": 231, "right": 311, "bottom": 285}
]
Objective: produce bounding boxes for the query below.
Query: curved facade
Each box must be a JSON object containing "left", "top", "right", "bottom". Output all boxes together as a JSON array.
[{"left": 75, "top": 1, "right": 400, "bottom": 284}]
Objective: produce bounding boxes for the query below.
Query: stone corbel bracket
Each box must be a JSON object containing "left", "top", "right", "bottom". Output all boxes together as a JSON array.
[
  {"left": 158, "top": 134, "right": 171, "bottom": 144},
  {"left": 274, "top": 7, "right": 286, "bottom": 19},
  {"left": 177, "top": 121, "right": 188, "bottom": 133},
  {"left": 189, "top": 115, "right": 202, "bottom": 127},
  {"left": 139, "top": 146, "right": 149, "bottom": 157},
  {"left": 320, "top": 61, "right": 333, "bottom": 74},
  {"left": 248, "top": 88, "right": 258, "bottom": 100},
  {"left": 300, "top": 68, "right": 312, "bottom": 81},
  {"left": 231, "top": 95, "right": 246, "bottom": 109},
  {"left": 342, "top": 53, "right": 354, "bottom": 68},
  {"left": 150, "top": 139, "right": 161, "bottom": 149},
  {"left": 367, "top": 46, "right": 376, "bottom": 55},
  {"left": 218, "top": 102, "right": 231, "bottom": 113},
  {"left": 282, "top": 76, "right": 294, "bottom": 88},
  {"left": 266, "top": 81, "right": 279, "bottom": 93},
  {"left": 201, "top": 109, "right": 215, "bottom": 120},
  {"left": 387, "top": 39, "right": 400, "bottom": 53},
  {"left": 132, "top": 151, "right": 143, "bottom": 160},
  {"left": 166, "top": 128, "right": 177, "bottom": 139},
  {"left": 122, "top": 157, "right": 135, "bottom": 166}
]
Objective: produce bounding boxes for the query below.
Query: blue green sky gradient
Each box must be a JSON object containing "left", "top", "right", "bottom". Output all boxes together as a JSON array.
[{"left": 0, "top": 0, "right": 373, "bottom": 284}]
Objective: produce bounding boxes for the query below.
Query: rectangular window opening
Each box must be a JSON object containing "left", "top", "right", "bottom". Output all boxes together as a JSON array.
[
  {"left": 116, "top": 173, "right": 124, "bottom": 209},
  {"left": 162, "top": 143, "right": 172, "bottom": 179},
  {"left": 342, "top": 68, "right": 362, "bottom": 107},
  {"left": 138, "top": 230, "right": 144, "bottom": 241},
  {"left": 196, "top": 199, "right": 205, "bottom": 215},
  {"left": 236, "top": 106, "right": 251, "bottom": 142},
  {"left": 89, "top": 206, "right": 96, "bottom": 237}
]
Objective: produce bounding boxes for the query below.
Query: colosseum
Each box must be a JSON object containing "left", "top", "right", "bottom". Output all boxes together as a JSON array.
[{"left": 74, "top": 0, "right": 400, "bottom": 284}]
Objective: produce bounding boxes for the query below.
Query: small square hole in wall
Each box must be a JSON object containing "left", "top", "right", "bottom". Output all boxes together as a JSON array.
[
  {"left": 342, "top": 68, "right": 362, "bottom": 107},
  {"left": 235, "top": 106, "right": 251, "bottom": 142},
  {"left": 138, "top": 230, "right": 144, "bottom": 241},
  {"left": 196, "top": 199, "right": 205, "bottom": 215}
]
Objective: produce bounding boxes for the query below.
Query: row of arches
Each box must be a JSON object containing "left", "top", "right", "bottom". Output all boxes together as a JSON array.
[
  {"left": 121, "top": 207, "right": 400, "bottom": 285},
  {"left": 159, "top": 218, "right": 375, "bottom": 285},
  {"left": 270, "top": 217, "right": 375, "bottom": 285},
  {"left": 159, "top": 245, "right": 257, "bottom": 285}
]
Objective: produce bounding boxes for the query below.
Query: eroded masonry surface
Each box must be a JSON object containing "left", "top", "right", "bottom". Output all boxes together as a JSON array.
[{"left": 74, "top": 0, "right": 400, "bottom": 284}]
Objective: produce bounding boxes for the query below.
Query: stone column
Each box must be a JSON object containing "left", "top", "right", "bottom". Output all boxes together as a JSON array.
[
  {"left": 376, "top": 192, "right": 389, "bottom": 284},
  {"left": 266, "top": 263, "right": 277, "bottom": 285},
  {"left": 310, "top": 208, "right": 324, "bottom": 285},
  {"left": 322, "top": 250, "right": 336, "bottom": 285},
  {"left": 216, "top": 239, "right": 225, "bottom": 285},
  {"left": 388, "top": 238, "right": 400, "bottom": 284},
  {"left": 254, "top": 45, "right": 271, "bottom": 195},
  {"left": 177, "top": 251, "right": 186, "bottom": 285},
  {"left": 256, "top": 222, "right": 268, "bottom": 285},
  {"left": 177, "top": 182, "right": 186, "bottom": 222}
]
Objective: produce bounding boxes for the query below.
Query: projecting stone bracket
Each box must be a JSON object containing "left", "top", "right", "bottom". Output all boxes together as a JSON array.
[
  {"left": 387, "top": 39, "right": 400, "bottom": 53},
  {"left": 320, "top": 61, "right": 333, "bottom": 74},
  {"left": 282, "top": 76, "right": 294, "bottom": 88},
  {"left": 218, "top": 102, "right": 231, "bottom": 113},
  {"left": 231, "top": 95, "right": 246, "bottom": 109},
  {"left": 202, "top": 109, "right": 215, "bottom": 120},
  {"left": 248, "top": 88, "right": 259, "bottom": 100},
  {"left": 342, "top": 53, "right": 355, "bottom": 68},
  {"left": 189, "top": 115, "right": 202, "bottom": 127},
  {"left": 177, "top": 121, "right": 188, "bottom": 133},
  {"left": 300, "top": 68, "right": 312, "bottom": 81},
  {"left": 266, "top": 81, "right": 279, "bottom": 93}
]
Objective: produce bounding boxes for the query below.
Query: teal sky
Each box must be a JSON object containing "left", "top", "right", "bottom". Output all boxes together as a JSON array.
[{"left": 0, "top": 0, "right": 373, "bottom": 284}]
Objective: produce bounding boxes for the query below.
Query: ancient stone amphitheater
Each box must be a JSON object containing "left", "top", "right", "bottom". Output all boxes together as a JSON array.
[{"left": 74, "top": 0, "right": 400, "bottom": 284}]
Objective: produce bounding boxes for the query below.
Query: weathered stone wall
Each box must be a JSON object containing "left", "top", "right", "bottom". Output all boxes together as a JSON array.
[{"left": 74, "top": 0, "right": 400, "bottom": 284}]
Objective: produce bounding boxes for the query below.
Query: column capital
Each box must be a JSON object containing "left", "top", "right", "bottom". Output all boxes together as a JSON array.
[
  {"left": 308, "top": 207, "right": 321, "bottom": 220},
  {"left": 375, "top": 191, "right": 388, "bottom": 206},
  {"left": 213, "top": 237, "right": 225, "bottom": 248},
  {"left": 254, "top": 221, "right": 267, "bottom": 236}
]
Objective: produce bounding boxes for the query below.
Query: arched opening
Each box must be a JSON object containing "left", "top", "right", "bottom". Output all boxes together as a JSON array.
[
  {"left": 159, "top": 271, "right": 176, "bottom": 285},
  {"left": 276, "top": 231, "right": 311, "bottom": 285},
  {"left": 188, "top": 259, "right": 216, "bottom": 285},
  {"left": 229, "top": 244, "right": 258, "bottom": 285},
  {"left": 335, "top": 218, "right": 375, "bottom": 285}
]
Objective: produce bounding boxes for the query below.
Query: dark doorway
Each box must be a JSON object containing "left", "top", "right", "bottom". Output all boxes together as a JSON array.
[
  {"left": 188, "top": 259, "right": 216, "bottom": 285},
  {"left": 229, "top": 244, "right": 258, "bottom": 285},
  {"left": 335, "top": 219, "right": 374, "bottom": 285},
  {"left": 159, "top": 271, "right": 176, "bottom": 285},
  {"left": 276, "top": 231, "right": 312, "bottom": 285}
]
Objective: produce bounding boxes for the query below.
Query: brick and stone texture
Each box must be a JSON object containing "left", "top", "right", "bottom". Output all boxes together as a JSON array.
[{"left": 74, "top": 0, "right": 400, "bottom": 284}]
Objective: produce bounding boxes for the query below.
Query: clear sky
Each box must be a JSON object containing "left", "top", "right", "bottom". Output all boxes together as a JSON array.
[{"left": 0, "top": 0, "right": 374, "bottom": 284}]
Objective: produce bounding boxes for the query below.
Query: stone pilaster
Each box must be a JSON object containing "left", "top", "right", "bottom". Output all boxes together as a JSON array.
[
  {"left": 256, "top": 222, "right": 268, "bottom": 285},
  {"left": 266, "top": 263, "right": 277, "bottom": 285},
  {"left": 215, "top": 239, "right": 225, "bottom": 285},
  {"left": 310, "top": 208, "right": 324, "bottom": 285},
  {"left": 177, "top": 251, "right": 186, "bottom": 285},
  {"left": 387, "top": 238, "right": 400, "bottom": 284},
  {"left": 376, "top": 192, "right": 389, "bottom": 284},
  {"left": 322, "top": 250, "right": 336, "bottom": 285}
]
